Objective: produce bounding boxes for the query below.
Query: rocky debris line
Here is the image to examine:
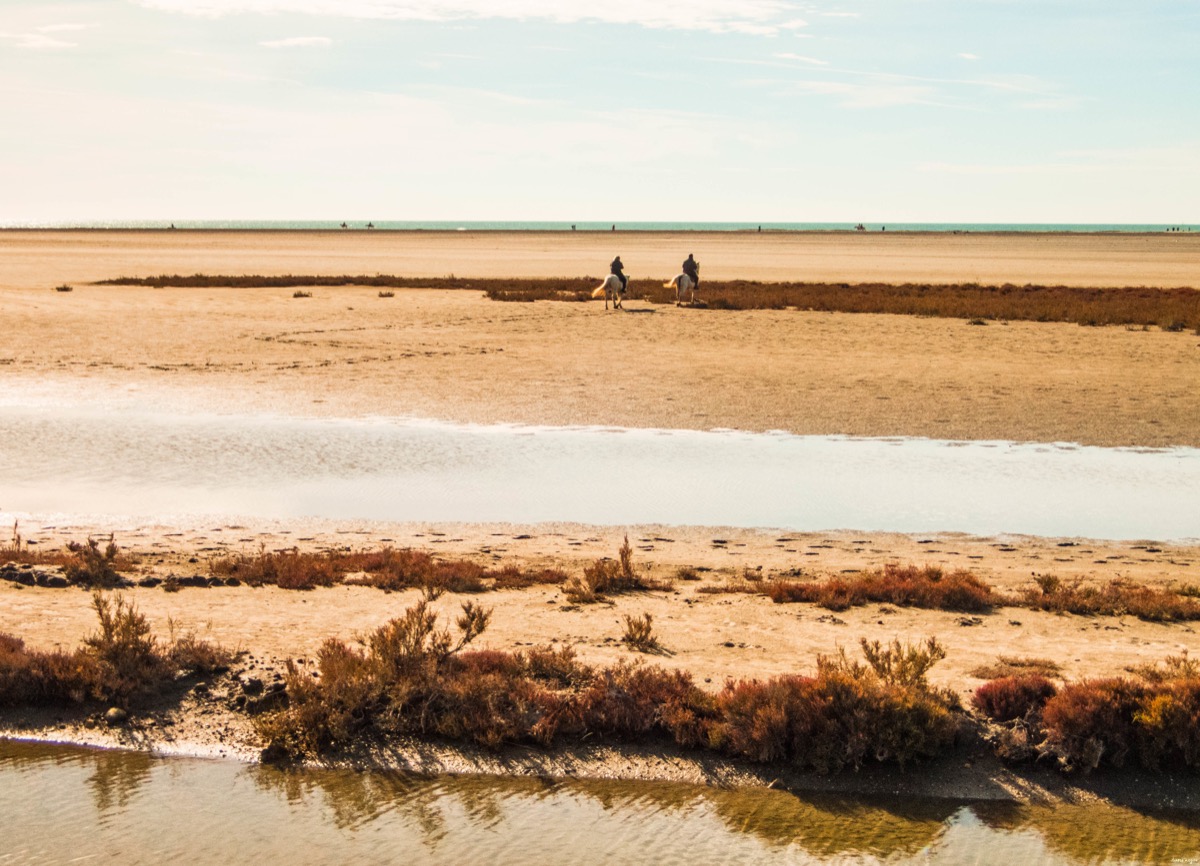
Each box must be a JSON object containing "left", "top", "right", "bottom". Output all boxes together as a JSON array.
[
  {"left": 0, "top": 562, "right": 237, "bottom": 590},
  {"left": 0, "top": 562, "right": 70, "bottom": 588}
]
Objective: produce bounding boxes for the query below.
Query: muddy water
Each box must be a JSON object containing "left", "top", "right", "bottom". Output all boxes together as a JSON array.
[
  {"left": 1, "top": 404, "right": 1198, "bottom": 538},
  {"left": 2, "top": 741, "right": 1199, "bottom": 865}
]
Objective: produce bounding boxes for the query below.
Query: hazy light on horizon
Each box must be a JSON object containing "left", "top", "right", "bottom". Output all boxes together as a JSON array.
[{"left": 0, "top": 0, "right": 1196, "bottom": 222}]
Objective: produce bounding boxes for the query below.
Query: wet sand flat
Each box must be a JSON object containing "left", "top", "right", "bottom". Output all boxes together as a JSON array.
[{"left": 3, "top": 282, "right": 1198, "bottom": 448}]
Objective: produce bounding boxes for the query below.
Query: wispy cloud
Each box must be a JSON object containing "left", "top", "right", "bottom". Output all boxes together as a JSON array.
[
  {"left": 132, "top": 0, "right": 831, "bottom": 36},
  {"left": 0, "top": 31, "right": 78, "bottom": 49},
  {"left": 36, "top": 23, "right": 94, "bottom": 33},
  {"left": 957, "top": 52, "right": 979, "bottom": 60},
  {"left": 786, "top": 79, "right": 946, "bottom": 109},
  {"left": 258, "top": 35, "right": 332, "bottom": 47},
  {"left": 773, "top": 52, "right": 828, "bottom": 65}
]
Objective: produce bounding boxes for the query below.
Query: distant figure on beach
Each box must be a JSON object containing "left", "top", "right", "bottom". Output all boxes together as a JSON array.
[
  {"left": 169, "top": 223, "right": 175, "bottom": 230},
  {"left": 610, "top": 255, "right": 628, "bottom": 292},
  {"left": 571, "top": 224, "right": 576, "bottom": 231},
  {"left": 855, "top": 223, "right": 866, "bottom": 232},
  {"left": 340, "top": 222, "right": 348, "bottom": 229},
  {"left": 682, "top": 253, "right": 699, "bottom": 290},
  {"left": 366, "top": 222, "right": 375, "bottom": 229},
  {"left": 611, "top": 224, "right": 616, "bottom": 231}
]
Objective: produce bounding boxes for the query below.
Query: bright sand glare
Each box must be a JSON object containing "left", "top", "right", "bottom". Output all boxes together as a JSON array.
[{"left": 1, "top": 404, "right": 1196, "bottom": 539}]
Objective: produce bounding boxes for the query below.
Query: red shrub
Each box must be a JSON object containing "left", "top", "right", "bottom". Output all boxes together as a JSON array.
[
  {"left": 1040, "top": 678, "right": 1149, "bottom": 771},
  {"left": 972, "top": 675, "right": 1058, "bottom": 722}
]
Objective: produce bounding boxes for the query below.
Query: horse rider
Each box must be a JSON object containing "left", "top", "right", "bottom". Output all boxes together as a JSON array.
[
  {"left": 610, "top": 256, "right": 628, "bottom": 292},
  {"left": 682, "top": 253, "right": 699, "bottom": 288}
]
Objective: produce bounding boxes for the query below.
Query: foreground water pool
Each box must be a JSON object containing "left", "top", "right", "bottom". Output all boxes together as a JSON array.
[
  {"left": 1, "top": 404, "right": 1197, "bottom": 538},
  {"left": 2, "top": 740, "right": 1198, "bottom": 866}
]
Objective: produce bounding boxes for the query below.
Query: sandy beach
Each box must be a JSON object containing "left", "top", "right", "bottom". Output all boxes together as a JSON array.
[{"left": 2, "top": 230, "right": 1199, "bottom": 801}]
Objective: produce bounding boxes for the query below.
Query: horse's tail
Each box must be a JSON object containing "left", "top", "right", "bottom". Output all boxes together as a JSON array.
[
  {"left": 663, "top": 277, "right": 678, "bottom": 289},
  {"left": 591, "top": 286, "right": 607, "bottom": 299}
]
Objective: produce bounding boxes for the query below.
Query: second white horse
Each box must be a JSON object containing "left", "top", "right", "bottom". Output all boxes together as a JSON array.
[{"left": 663, "top": 273, "right": 697, "bottom": 306}]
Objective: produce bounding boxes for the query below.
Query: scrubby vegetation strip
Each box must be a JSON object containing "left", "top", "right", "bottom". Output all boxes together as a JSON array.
[
  {"left": 972, "top": 654, "right": 1200, "bottom": 772},
  {"left": 96, "top": 274, "right": 1200, "bottom": 329},
  {"left": 0, "top": 592, "right": 232, "bottom": 709},
  {"left": 6, "top": 527, "right": 1199, "bottom": 625},
  {"left": 255, "top": 602, "right": 959, "bottom": 773}
]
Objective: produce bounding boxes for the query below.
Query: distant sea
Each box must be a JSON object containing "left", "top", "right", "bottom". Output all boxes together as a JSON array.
[{"left": 1, "top": 220, "right": 1194, "bottom": 233}]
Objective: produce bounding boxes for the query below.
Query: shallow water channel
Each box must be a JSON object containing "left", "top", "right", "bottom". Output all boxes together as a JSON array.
[
  {"left": 3, "top": 740, "right": 1199, "bottom": 866},
  {"left": 1, "top": 405, "right": 1198, "bottom": 538}
]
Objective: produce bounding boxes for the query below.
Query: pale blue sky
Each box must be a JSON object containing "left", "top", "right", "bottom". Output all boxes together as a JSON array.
[{"left": 2, "top": 1, "right": 1197, "bottom": 222}]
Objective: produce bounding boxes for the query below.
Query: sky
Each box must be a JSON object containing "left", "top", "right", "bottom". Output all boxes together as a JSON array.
[{"left": 1, "top": 1, "right": 1197, "bottom": 223}]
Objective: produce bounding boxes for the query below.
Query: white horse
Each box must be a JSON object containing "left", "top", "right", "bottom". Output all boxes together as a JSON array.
[
  {"left": 592, "top": 274, "right": 626, "bottom": 310},
  {"left": 664, "top": 273, "right": 698, "bottom": 306}
]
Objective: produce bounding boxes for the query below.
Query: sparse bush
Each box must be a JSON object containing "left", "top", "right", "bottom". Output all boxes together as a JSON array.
[
  {"left": 85, "top": 593, "right": 169, "bottom": 701},
  {"left": 563, "top": 536, "right": 671, "bottom": 603},
  {"left": 0, "top": 593, "right": 233, "bottom": 710},
  {"left": 1130, "top": 651, "right": 1200, "bottom": 684},
  {"left": 54, "top": 284, "right": 73, "bottom": 292},
  {"left": 972, "top": 675, "right": 1058, "bottom": 722},
  {"left": 64, "top": 536, "right": 125, "bottom": 587},
  {"left": 292, "top": 290, "right": 312, "bottom": 298},
  {"left": 621, "top": 612, "right": 661, "bottom": 653},
  {"left": 377, "top": 290, "right": 395, "bottom": 298}
]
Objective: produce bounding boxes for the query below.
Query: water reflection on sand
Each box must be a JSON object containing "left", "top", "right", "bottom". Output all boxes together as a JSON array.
[{"left": 3, "top": 740, "right": 1199, "bottom": 865}]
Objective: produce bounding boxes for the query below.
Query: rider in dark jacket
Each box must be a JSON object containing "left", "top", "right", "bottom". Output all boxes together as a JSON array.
[
  {"left": 682, "top": 254, "right": 699, "bottom": 288},
  {"left": 610, "top": 256, "right": 627, "bottom": 291}
]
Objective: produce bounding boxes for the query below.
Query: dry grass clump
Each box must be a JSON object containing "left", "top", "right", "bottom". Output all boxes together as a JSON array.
[
  {"left": 209, "top": 545, "right": 562, "bottom": 593},
  {"left": 54, "top": 284, "right": 73, "bottom": 292},
  {"left": 292, "top": 290, "right": 312, "bottom": 298},
  {"left": 210, "top": 546, "right": 340, "bottom": 590},
  {"left": 970, "top": 655, "right": 1062, "bottom": 680},
  {"left": 0, "top": 593, "right": 232, "bottom": 709},
  {"left": 490, "top": 564, "right": 568, "bottom": 590},
  {"left": 563, "top": 537, "right": 672, "bottom": 603},
  {"left": 257, "top": 608, "right": 959, "bottom": 773},
  {"left": 0, "top": 523, "right": 74, "bottom": 569},
  {"left": 1021, "top": 574, "right": 1200, "bottom": 621},
  {"left": 764, "top": 564, "right": 994, "bottom": 612}
]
